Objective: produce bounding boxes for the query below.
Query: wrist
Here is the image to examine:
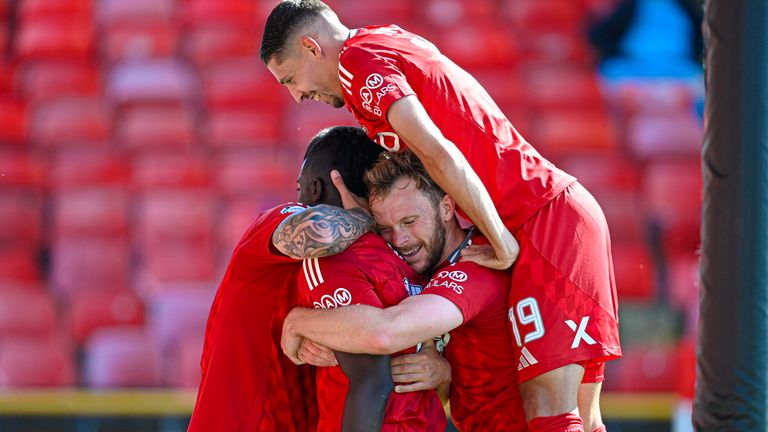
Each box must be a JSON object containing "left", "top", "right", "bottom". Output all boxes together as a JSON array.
[{"left": 348, "top": 207, "right": 374, "bottom": 232}]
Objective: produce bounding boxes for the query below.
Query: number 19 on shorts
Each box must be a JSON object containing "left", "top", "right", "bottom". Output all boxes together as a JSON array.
[{"left": 508, "top": 297, "right": 545, "bottom": 348}]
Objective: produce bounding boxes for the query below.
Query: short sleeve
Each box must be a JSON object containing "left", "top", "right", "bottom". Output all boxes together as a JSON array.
[
  {"left": 299, "top": 255, "right": 384, "bottom": 309},
  {"left": 339, "top": 45, "right": 415, "bottom": 120},
  {"left": 233, "top": 203, "right": 306, "bottom": 265},
  {"left": 421, "top": 262, "right": 500, "bottom": 322}
]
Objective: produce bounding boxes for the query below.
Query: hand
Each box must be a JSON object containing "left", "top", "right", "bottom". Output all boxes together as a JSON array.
[
  {"left": 459, "top": 238, "right": 519, "bottom": 270},
  {"left": 390, "top": 344, "right": 451, "bottom": 393},
  {"left": 297, "top": 339, "right": 338, "bottom": 367},
  {"left": 281, "top": 310, "right": 305, "bottom": 365},
  {"left": 331, "top": 170, "right": 370, "bottom": 214}
]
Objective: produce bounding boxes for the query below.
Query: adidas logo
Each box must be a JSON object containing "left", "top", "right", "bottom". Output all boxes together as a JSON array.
[{"left": 517, "top": 347, "right": 538, "bottom": 371}]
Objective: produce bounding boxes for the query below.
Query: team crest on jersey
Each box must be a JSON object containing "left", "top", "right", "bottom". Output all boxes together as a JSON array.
[
  {"left": 280, "top": 205, "right": 304, "bottom": 214},
  {"left": 403, "top": 277, "right": 423, "bottom": 297}
]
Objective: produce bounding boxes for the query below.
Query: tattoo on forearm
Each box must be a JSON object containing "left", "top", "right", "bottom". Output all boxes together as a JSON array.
[{"left": 275, "top": 205, "right": 374, "bottom": 259}]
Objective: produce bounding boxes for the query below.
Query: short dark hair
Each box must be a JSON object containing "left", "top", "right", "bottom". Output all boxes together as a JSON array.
[
  {"left": 260, "top": 0, "right": 331, "bottom": 64},
  {"left": 365, "top": 151, "right": 446, "bottom": 207},
  {"left": 302, "top": 126, "right": 384, "bottom": 198}
]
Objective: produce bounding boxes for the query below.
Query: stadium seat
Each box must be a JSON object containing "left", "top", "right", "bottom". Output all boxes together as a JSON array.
[
  {"left": 48, "top": 151, "right": 130, "bottom": 189},
  {"left": 0, "top": 190, "right": 43, "bottom": 245},
  {"left": 14, "top": 18, "right": 94, "bottom": 60},
  {"left": 625, "top": 112, "right": 703, "bottom": 159},
  {"left": 506, "top": 0, "right": 585, "bottom": 34},
  {"left": 13, "top": 59, "right": 102, "bottom": 101},
  {"left": 0, "top": 62, "right": 12, "bottom": 94},
  {"left": 469, "top": 68, "right": 527, "bottom": 108},
  {"left": 666, "top": 252, "right": 700, "bottom": 312},
  {"left": 431, "top": 22, "right": 520, "bottom": 69},
  {"left": 218, "top": 197, "right": 267, "bottom": 252},
  {"left": 100, "top": 22, "right": 180, "bottom": 62},
  {"left": 183, "top": 24, "right": 259, "bottom": 66},
  {"left": 201, "top": 57, "right": 288, "bottom": 109},
  {"left": 106, "top": 59, "right": 199, "bottom": 108},
  {"left": 518, "top": 29, "right": 592, "bottom": 66},
  {"left": 50, "top": 235, "right": 131, "bottom": 295},
  {"left": 603, "top": 343, "right": 681, "bottom": 392},
  {"left": 590, "top": 189, "right": 647, "bottom": 244},
  {"left": 281, "top": 102, "right": 358, "bottom": 150},
  {"left": 95, "top": 0, "right": 177, "bottom": 27},
  {"left": 529, "top": 110, "right": 618, "bottom": 157},
  {"left": 51, "top": 187, "right": 129, "bottom": 236},
  {"left": 0, "top": 247, "right": 41, "bottom": 284},
  {"left": 164, "top": 334, "right": 204, "bottom": 388},
  {"left": 17, "top": 0, "right": 92, "bottom": 21},
  {"left": 0, "top": 289, "right": 56, "bottom": 337},
  {"left": 131, "top": 153, "right": 211, "bottom": 191},
  {"left": 0, "top": 335, "right": 76, "bottom": 387},
  {"left": 212, "top": 149, "right": 296, "bottom": 201},
  {"left": 67, "top": 289, "right": 144, "bottom": 344},
  {"left": 0, "top": 98, "right": 27, "bottom": 145},
  {"left": 147, "top": 287, "right": 215, "bottom": 354},
  {"left": 557, "top": 153, "right": 642, "bottom": 192},
  {"left": 115, "top": 106, "right": 197, "bottom": 152},
  {"left": 83, "top": 327, "right": 161, "bottom": 388},
  {"left": 181, "top": 0, "right": 259, "bottom": 28},
  {"left": 0, "top": 151, "right": 44, "bottom": 188},
  {"left": 612, "top": 242, "right": 655, "bottom": 301},
  {"left": 335, "top": 0, "right": 414, "bottom": 28},
  {"left": 523, "top": 65, "right": 604, "bottom": 112},
  {"left": 28, "top": 96, "right": 110, "bottom": 149},
  {"left": 642, "top": 159, "right": 702, "bottom": 253},
  {"left": 421, "top": 0, "right": 497, "bottom": 27},
  {"left": 135, "top": 190, "right": 214, "bottom": 242},
  {"left": 204, "top": 107, "right": 283, "bottom": 149}
]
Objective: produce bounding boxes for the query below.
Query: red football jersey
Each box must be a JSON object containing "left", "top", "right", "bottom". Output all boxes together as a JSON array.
[
  {"left": 190, "top": 203, "right": 318, "bottom": 432},
  {"left": 299, "top": 233, "right": 447, "bottom": 432},
  {"left": 421, "top": 238, "right": 528, "bottom": 431},
  {"left": 338, "top": 25, "right": 576, "bottom": 231}
]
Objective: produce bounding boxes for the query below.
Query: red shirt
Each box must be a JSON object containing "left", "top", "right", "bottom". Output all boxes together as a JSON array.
[
  {"left": 339, "top": 25, "right": 576, "bottom": 231},
  {"left": 299, "top": 233, "right": 446, "bottom": 432},
  {"left": 190, "top": 203, "right": 318, "bottom": 432},
  {"left": 422, "top": 237, "right": 528, "bottom": 431}
]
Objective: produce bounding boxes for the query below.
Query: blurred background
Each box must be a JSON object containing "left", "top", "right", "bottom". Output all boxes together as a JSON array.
[{"left": 0, "top": 0, "right": 703, "bottom": 431}]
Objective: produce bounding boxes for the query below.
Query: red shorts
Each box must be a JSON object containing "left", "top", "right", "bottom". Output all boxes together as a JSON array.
[{"left": 507, "top": 182, "right": 622, "bottom": 383}]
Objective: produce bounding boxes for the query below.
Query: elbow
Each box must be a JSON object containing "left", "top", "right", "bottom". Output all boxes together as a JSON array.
[{"left": 365, "top": 327, "right": 401, "bottom": 355}]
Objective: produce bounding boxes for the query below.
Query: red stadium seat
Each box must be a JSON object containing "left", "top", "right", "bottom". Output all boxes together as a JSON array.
[
  {"left": 421, "top": 0, "right": 497, "bottom": 27},
  {"left": 95, "top": 0, "right": 176, "bottom": 27},
  {"left": 518, "top": 30, "right": 592, "bottom": 66},
  {"left": 281, "top": 102, "right": 358, "bottom": 150},
  {"left": 642, "top": 159, "right": 702, "bottom": 253},
  {"left": 0, "top": 335, "right": 75, "bottom": 387},
  {"left": 17, "top": 0, "right": 92, "bottom": 21},
  {"left": 183, "top": 24, "right": 259, "bottom": 66},
  {"left": 431, "top": 22, "right": 520, "bottom": 69},
  {"left": 506, "top": 0, "right": 585, "bottom": 33},
  {"left": 136, "top": 191, "right": 214, "bottom": 242},
  {"left": 181, "top": 0, "right": 259, "bottom": 28},
  {"left": 106, "top": 59, "right": 199, "bottom": 108},
  {"left": 204, "top": 107, "right": 283, "bottom": 149},
  {"left": 0, "top": 289, "right": 56, "bottom": 337},
  {"left": 335, "top": 0, "right": 414, "bottom": 28},
  {"left": 612, "top": 243, "right": 655, "bottom": 301},
  {"left": 0, "top": 97, "right": 27, "bottom": 145},
  {"left": 626, "top": 112, "right": 703, "bottom": 159},
  {"left": 590, "top": 189, "right": 647, "bottom": 244},
  {"left": 201, "top": 57, "right": 288, "bottom": 108},
  {"left": 469, "top": 68, "right": 527, "bottom": 108},
  {"left": 166, "top": 335, "right": 204, "bottom": 388},
  {"left": 667, "top": 252, "right": 700, "bottom": 312},
  {"left": 147, "top": 288, "right": 214, "bottom": 353},
  {"left": 50, "top": 235, "right": 131, "bottom": 295},
  {"left": 0, "top": 190, "right": 43, "bottom": 245},
  {"left": 603, "top": 343, "right": 681, "bottom": 392},
  {"left": 131, "top": 153, "right": 211, "bottom": 190},
  {"left": 48, "top": 151, "right": 130, "bottom": 189},
  {"left": 0, "top": 62, "right": 13, "bottom": 94},
  {"left": 529, "top": 111, "right": 618, "bottom": 157},
  {"left": 51, "top": 187, "right": 129, "bottom": 236},
  {"left": 212, "top": 149, "right": 296, "bottom": 201},
  {"left": 557, "top": 154, "right": 642, "bottom": 192},
  {"left": 100, "top": 22, "right": 180, "bottom": 62},
  {"left": 14, "top": 18, "right": 94, "bottom": 60},
  {"left": 218, "top": 197, "right": 266, "bottom": 251},
  {"left": 115, "top": 106, "right": 197, "bottom": 152},
  {"left": 28, "top": 96, "right": 110, "bottom": 149},
  {"left": 67, "top": 290, "right": 145, "bottom": 344},
  {"left": 13, "top": 59, "right": 102, "bottom": 101},
  {"left": 523, "top": 65, "right": 604, "bottom": 112},
  {"left": 0, "top": 151, "right": 44, "bottom": 188},
  {"left": 83, "top": 327, "right": 161, "bottom": 388},
  {"left": 0, "top": 247, "right": 41, "bottom": 284}
]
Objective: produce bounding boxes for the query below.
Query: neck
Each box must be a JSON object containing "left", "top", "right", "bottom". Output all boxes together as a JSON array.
[{"left": 439, "top": 221, "right": 470, "bottom": 265}]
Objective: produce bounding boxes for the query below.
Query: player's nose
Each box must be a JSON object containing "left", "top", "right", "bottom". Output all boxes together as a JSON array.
[
  {"left": 391, "top": 228, "right": 410, "bottom": 248},
  {"left": 287, "top": 87, "right": 304, "bottom": 103}
]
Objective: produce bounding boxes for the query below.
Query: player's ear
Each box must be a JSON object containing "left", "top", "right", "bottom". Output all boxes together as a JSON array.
[
  {"left": 439, "top": 194, "right": 455, "bottom": 222},
  {"left": 310, "top": 178, "right": 323, "bottom": 203},
  {"left": 299, "top": 36, "right": 322, "bottom": 58}
]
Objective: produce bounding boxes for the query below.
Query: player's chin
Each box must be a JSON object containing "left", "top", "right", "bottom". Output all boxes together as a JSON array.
[{"left": 330, "top": 98, "right": 345, "bottom": 108}]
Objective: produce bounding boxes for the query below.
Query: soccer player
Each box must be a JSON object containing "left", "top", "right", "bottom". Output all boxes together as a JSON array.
[
  {"left": 189, "top": 127, "right": 429, "bottom": 431},
  {"left": 293, "top": 127, "right": 447, "bottom": 431},
  {"left": 261, "top": 2, "right": 621, "bottom": 431},
  {"left": 283, "top": 151, "right": 531, "bottom": 430}
]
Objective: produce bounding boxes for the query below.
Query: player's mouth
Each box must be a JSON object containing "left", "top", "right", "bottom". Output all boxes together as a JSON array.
[{"left": 398, "top": 245, "right": 422, "bottom": 259}]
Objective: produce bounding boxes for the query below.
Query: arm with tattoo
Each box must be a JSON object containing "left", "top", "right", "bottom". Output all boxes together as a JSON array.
[{"left": 272, "top": 205, "right": 374, "bottom": 259}]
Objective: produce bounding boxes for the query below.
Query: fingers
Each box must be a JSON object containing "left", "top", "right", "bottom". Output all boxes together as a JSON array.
[
  {"left": 299, "top": 340, "right": 338, "bottom": 367},
  {"left": 392, "top": 372, "right": 428, "bottom": 383},
  {"left": 459, "top": 244, "right": 508, "bottom": 270},
  {"left": 394, "top": 382, "right": 433, "bottom": 393},
  {"left": 330, "top": 170, "right": 350, "bottom": 196}
]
